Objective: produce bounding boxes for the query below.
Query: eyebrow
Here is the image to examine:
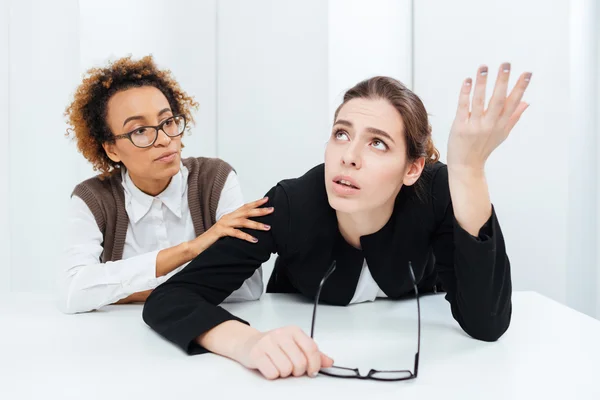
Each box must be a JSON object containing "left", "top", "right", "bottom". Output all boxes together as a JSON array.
[
  {"left": 122, "top": 108, "right": 173, "bottom": 127},
  {"left": 334, "top": 119, "right": 396, "bottom": 144}
]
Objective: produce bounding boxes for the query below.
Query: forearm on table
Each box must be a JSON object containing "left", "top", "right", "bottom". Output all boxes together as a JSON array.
[
  {"left": 59, "top": 251, "right": 158, "bottom": 313},
  {"left": 114, "top": 289, "right": 153, "bottom": 304},
  {"left": 61, "top": 238, "right": 204, "bottom": 313},
  {"left": 119, "top": 231, "right": 222, "bottom": 304},
  {"left": 112, "top": 231, "right": 219, "bottom": 305}
]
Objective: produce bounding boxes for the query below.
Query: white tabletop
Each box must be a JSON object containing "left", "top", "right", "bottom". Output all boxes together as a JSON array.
[{"left": 1, "top": 291, "right": 599, "bottom": 399}]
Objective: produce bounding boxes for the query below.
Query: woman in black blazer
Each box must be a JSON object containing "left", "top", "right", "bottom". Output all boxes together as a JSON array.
[{"left": 143, "top": 64, "right": 532, "bottom": 380}]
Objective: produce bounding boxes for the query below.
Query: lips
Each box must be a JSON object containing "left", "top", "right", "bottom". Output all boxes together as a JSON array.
[
  {"left": 155, "top": 151, "right": 178, "bottom": 162},
  {"left": 332, "top": 175, "right": 360, "bottom": 189}
]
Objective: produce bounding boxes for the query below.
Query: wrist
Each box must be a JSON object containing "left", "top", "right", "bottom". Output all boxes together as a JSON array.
[
  {"left": 198, "top": 320, "right": 261, "bottom": 365},
  {"left": 188, "top": 229, "right": 219, "bottom": 258},
  {"left": 448, "top": 164, "right": 487, "bottom": 184},
  {"left": 181, "top": 240, "right": 198, "bottom": 261},
  {"left": 231, "top": 325, "right": 263, "bottom": 366}
]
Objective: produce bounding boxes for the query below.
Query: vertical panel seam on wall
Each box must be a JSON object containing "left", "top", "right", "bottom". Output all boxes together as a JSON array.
[
  {"left": 326, "top": 0, "right": 329, "bottom": 116},
  {"left": 6, "top": 0, "right": 11, "bottom": 291},
  {"left": 215, "top": 0, "right": 219, "bottom": 157},
  {"left": 410, "top": 0, "right": 414, "bottom": 90},
  {"left": 595, "top": 0, "right": 600, "bottom": 320},
  {"left": 77, "top": 0, "right": 81, "bottom": 87}
]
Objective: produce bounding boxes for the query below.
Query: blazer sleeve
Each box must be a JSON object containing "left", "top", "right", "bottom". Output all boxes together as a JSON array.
[
  {"left": 430, "top": 165, "right": 512, "bottom": 341},
  {"left": 142, "top": 184, "right": 290, "bottom": 355}
]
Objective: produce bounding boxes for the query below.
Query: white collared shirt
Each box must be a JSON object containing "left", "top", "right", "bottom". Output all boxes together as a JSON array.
[{"left": 58, "top": 164, "right": 263, "bottom": 314}]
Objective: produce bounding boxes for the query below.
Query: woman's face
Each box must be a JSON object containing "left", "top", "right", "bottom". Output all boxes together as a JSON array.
[
  {"left": 324, "top": 97, "right": 423, "bottom": 215},
  {"left": 103, "top": 86, "right": 182, "bottom": 183}
]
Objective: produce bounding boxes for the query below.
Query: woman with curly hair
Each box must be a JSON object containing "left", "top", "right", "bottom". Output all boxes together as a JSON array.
[{"left": 59, "top": 55, "right": 268, "bottom": 314}]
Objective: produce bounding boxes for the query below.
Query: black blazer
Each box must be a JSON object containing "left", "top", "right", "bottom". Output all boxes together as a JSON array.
[{"left": 143, "top": 162, "right": 512, "bottom": 354}]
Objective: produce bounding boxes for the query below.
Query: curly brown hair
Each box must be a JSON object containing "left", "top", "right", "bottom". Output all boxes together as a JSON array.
[{"left": 65, "top": 55, "right": 198, "bottom": 177}]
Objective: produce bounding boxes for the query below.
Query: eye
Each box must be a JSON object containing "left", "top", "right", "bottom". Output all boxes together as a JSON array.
[
  {"left": 371, "top": 139, "right": 388, "bottom": 151},
  {"left": 132, "top": 128, "right": 147, "bottom": 136},
  {"left": 334, "top": 130, "right": 349, "bottom": 141},
  {"left": 162, "top": 118, "right": 173, "bottom": 126}
]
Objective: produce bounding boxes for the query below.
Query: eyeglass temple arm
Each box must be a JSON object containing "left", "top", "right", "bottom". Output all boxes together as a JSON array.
[
  {"left": 409, "top": 261, "right": 421, "bottom": 378},
  {"left": 310, "top": 261, "right": 337, "bottom": 338}
]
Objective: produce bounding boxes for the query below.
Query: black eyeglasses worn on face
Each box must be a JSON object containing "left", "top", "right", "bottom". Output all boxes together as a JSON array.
[
  {"left": 110, "top": 115, "right": 187, "bottom": 148},
  {"left": 310, "top": 260, "right": 421, "bottom": 382}
]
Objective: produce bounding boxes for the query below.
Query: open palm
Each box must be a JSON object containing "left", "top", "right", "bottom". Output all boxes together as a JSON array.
[{"left": 448, "top": 63, "right": 532, "bottom": 170}]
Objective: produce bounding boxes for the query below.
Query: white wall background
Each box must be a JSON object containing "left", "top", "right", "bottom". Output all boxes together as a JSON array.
[
  {"left": 328, "top": 0, "right": 412, "bottom": 118},
  {"left": 217, "top": 0, "right": 329, "bottom": 203},
  {"left": 414, "top": 1, "right": 573, "bottom": 306},
  {"left": 0, "top": 0, "right": 9, "bottom": 292},
  {"left": 8, "top": 0, "right": 81, "bottom": 291},
  {"left": 569, "top": 0, "right": 598, "bottom": 319},
  {"left": 596, "top": 0, "right": 600, "bottom": 319},
  {"left": 413, "top": 0, "right": 598, "bottom": 318},
  {"left": 0, "top": 0, "right": 598, "bottom": 318}
]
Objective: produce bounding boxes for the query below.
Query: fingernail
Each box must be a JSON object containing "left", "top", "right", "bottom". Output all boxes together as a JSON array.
[
  {"left": 310, "top": 371, "right": 318, "bottom": 378},
  {"left": 269, "top": 207, "right": 274, "bottom": 211},
  {"left": 524, "top": 72, "right": 532, "bottom": 82},
  {"left": 263, "top": 196, "right": 269, "bottom": 200},
  {"left": 263, "top": 224, "right": 271, "bottom": 230},
  {"left": 465, "top": 78, "right": 472, "bottom": 86},
  {"left": 502, "top": 62, "right": 511, "bottom": 73},
  {"left": 252, "top": 237, "right": 258, "bottom": 243},
  {"left": 480, "top": 66, "right": 488, "bottom": 76}
]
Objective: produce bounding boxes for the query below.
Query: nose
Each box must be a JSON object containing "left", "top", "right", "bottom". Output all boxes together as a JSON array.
[
  {"left": 154, "top": 128, "right": 171, "bottom": 147},
  {"left": 341, "top": 143, "right": 361, "bottom": 169}
]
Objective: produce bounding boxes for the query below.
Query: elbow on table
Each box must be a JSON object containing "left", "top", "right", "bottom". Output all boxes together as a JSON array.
[
  {"left": 141, "top": 288, "right": 163, "bottom": 327},
  {"left": 56, "top": 276, "right": 77, "bottom": 314},
  {"left": 56, "top": 289, "right": 89, "bottom": 315},
  {"left": 55, "top": 275, "right": 100, "bottom": 315},
  {"left": 460, "top": 306, "right": 512, "bottom": 342}
]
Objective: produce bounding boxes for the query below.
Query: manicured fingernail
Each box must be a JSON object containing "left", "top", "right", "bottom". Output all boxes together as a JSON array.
[
  {"left": 480, "top": 66, "right": 488, "bottom": 76},
  {"left": 269, "top": 207, "right": 274, "bottom": 211},
  {"left": 252, "top": 237, "right": 258, "bottom": 243},
  {"left": 502, "top": 62, "right": 511, "bottom": 73},
  {"left": 524, "top": 72, "right": 532, "bottom": 82},
  {"left": 263, "top": 196, "right": 269, "bottom": 200},
  {"left": 465, "top": 78, "right": 472, "bottom": 86},
  {"left": 263, "top": 224, "right": 271, "bottom": 230},
  {"left": 310, "top": 371, "right": 318, "bottom": 378}
]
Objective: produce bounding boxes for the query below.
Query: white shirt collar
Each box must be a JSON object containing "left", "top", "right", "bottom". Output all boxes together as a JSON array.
[{"left": 121, "top": 163, "right": 188, "bottom": 224}]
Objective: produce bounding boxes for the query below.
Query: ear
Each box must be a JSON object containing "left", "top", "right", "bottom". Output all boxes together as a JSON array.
[
  {"left": 102, "top": 141, "right": 121, "bottom": 163},
  {"left": 403, "top": 157, "right": 426, "bottom": 186}
]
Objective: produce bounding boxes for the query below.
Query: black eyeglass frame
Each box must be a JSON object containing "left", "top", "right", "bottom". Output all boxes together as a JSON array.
[
  {"left": 309, "top": 261, "right": 421, "bottom": 381},
  {"left": 110, "top": 114, "right": 187, "bottom": 148}
]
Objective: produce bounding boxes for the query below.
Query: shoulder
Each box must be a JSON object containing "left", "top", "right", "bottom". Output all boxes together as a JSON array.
[
  {"left": 72, "top": 172, "right": 122, "bottom": 203},
  {"left": 277, "top": 164, "right": 326, "bottom": 200},
  {"left": 71, "top": 172, "right": 123, "bottom": 232},
  {"left": 423, "top": 161, "right": 449, "bottom": 194},
  {"left": 276, "top": 164, "right": 329, "bottom": 214}
]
